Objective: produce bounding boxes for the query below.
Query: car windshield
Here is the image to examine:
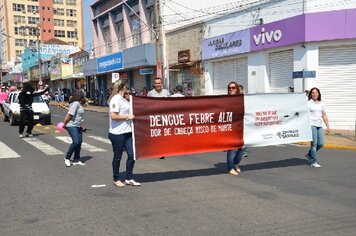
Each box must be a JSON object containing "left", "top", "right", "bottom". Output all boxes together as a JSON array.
[{"left": 14, "top": 94, "right": 45, "bottom": 103}]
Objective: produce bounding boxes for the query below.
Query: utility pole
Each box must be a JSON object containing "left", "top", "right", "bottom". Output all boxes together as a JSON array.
[
  {"left": 154, "top": 0, "right": 163, "bottom": 79},
  {"left": 36, "top": 27, "right": 42, "bottom": 84}
]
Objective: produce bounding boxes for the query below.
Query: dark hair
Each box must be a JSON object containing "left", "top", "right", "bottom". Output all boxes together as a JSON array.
[
  {"left": 69, "top": 90, "right": 85, "bottom": 104},
  {"left": 238, "top": 84, "right": 244, "bottom": 90},
  {"left": 227, "top": 81, "right": 240, "bottom": 95},
  {"left": 175, "top": 84, "right": 183, "bottom": 93},
  {"left": 308, "top": 87, "right": 321, "bottom": 101}
]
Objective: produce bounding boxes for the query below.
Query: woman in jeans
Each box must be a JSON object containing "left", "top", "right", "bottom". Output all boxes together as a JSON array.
[
  {"left": 226, "top": 81, "right": 245, "bottom": 176},
  {"left": 63, "top": 90, "right": 88, "bottom": 167},
  {"left": 108, "top": 80, "right": 140, "bottom": 187},
  {"left": 306, "top": 87, "right": 330, "bottom": 168}
]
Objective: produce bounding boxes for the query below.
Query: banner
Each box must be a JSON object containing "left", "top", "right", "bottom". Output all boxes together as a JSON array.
[
  {"left": 132, "top": 93, "right": 312, "bottom": 160},
  {"left": 243, "top": 93, "right": 312, "bottom": 146},
  {"left": 132, "top": 95, "right": 245, "bottom": 159}
]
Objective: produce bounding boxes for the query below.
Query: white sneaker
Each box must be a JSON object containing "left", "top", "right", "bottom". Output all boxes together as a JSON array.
[
  {"left": 26, "top": 133, "right": 33, "bottom": 137},
  {"left": 64, "top": 159, "right": 71, "bottom": 167},
  {"left": 72, "top": 161, "right": 85, "bottom": 166},
  {"left": 19, "top": 134, "right": 23, "bottom": 138},
  {"left": 311, "top": 163, "right": 321, "bottom": 168}
]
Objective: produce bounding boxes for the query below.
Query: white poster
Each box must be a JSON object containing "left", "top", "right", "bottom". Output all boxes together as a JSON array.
[{"left": 244, "top": 93, "right": 312, "bottom": 147}]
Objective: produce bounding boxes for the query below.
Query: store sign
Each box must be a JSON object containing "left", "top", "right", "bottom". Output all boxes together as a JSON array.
[
  {"left": 178, "top": 50, "right": 190, "bottom": 63},
  {"left": 97, "top": 51, "right": 123, "bottom": 74},
  {"left": 202, "top": 29, "right": 250, "bottom": 60},
  {"left": 140, "top": 68, "right": 153, "bottom": 75},
  {"left": 250, "top": 15, "right": 305, "bottom": 51}
]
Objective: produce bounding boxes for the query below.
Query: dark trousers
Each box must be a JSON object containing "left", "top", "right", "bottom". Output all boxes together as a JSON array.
[
  {"left": 108, "top": 132, "right": 135, "bottom": 181},
  {"left": 19, "top": 109, "right": 34, "bottom": 134}
]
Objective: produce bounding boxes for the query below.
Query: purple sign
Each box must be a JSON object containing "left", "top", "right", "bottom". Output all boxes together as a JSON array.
[
  {"left": 202, "top": 29, "right": 250, "bottom": 60},
  {"left": 305, "top": 8, "right": 356, "bottom": 41},
  {"left": 250, "top": 14, "right": 305, "bottom": 51}
]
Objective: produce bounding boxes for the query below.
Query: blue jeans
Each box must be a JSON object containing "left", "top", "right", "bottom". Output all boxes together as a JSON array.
[
  {"left": 309, "top": 126, "right": 324, "bottom": 164},
  {"left": 108, "top": 132, "right": 135, "bottom": 181},
  {"left": 65, "top": 127, "right": 83, "bottom": 162},
  {"left": 227, "top": 148, "right": 245, "bottom": 171}
]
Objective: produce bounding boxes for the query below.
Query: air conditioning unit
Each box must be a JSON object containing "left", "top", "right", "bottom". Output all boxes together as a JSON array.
[{"left": 14, "top": 22, "right": 18, "bottom": 25}]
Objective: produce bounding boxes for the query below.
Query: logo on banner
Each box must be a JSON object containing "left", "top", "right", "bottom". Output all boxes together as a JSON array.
[{"left": 276, "top": 130, "right": 299, "bottom": 139}]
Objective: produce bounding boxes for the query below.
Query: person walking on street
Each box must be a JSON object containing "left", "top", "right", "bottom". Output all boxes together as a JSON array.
[
  {"left": 226, "top": 81, "right": 245, "bottom": 176},
  {"left": 63, "top": 90, "right": 88, "bottom": 167},
  {"left": 18, "top": 83, "right": 49, "bottom": 138},
  {"left": 108, "top": 80, "right": 141, "bottom": 187},
  {"left": 306, "top": 87, "right": 330, "bottom": 168}
]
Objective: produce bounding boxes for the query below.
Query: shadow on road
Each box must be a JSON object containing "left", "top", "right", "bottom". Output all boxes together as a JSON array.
[{"left": 134, "top": 158, "right": 308, "bottom": 183}]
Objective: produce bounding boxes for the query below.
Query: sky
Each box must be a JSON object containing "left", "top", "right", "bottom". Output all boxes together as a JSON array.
[{"left": 82, "top": 0, "right": 96, "bottom": 51}]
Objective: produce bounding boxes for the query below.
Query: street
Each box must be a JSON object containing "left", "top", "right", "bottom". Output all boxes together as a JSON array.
[{"left": 0, "top": 105, "right": 355, "bottom": 236}]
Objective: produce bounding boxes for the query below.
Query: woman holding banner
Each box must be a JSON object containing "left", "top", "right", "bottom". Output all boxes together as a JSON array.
[
  {"left": 226, "top": 82, "right": 245, "bottom": 176},
  {"left": 306, "top": 87, "right": 330, "bottom": 168},
  {"left": 108, "top": 80, "right": 141, "bottom": 187}
]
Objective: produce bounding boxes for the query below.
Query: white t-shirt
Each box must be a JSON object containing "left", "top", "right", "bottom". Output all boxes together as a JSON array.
[
  {"left": 147, "top": 89, "right": 170, "bottom": 97},
  {"left": 66, "top": 101, "right": 84, "bottom": 127},
  {"left": 109, "top": 94, "right": 132, "bottom": 135},
  {"left": 170, "top": 93, "right": 184, "bottom": 97},
  {"left": 307, "top": 100, "right": 325, "bottom": 127}
]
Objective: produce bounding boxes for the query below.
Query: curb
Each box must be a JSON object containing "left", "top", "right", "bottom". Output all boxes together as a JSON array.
[{"left": 296, "top": 142, "right": 356, "bottom": 151}]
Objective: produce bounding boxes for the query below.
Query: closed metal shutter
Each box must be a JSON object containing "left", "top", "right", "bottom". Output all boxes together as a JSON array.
[
  {"left": 318, "top": 45, "right": 356, "bottom": 130},
  {"left": 269, "top": 50, "right": 294, "bottom": 93},
  {"left": 212, "top": 57, "right": 248, "bottom": 94},
  {"left": 133, "top": 70, "right": 146, "bottom": 94}
]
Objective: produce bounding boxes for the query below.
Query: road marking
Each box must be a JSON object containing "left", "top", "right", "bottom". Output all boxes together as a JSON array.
[
  {"left": 56, "top": 136, "right": 107, "bottom": 152},
  {"left": 87, "top": 135, "right": 111, "bottom": 144},
  {"left": 0, "top": 141, "right": 21, "bottom": 159},
  {"left": 22, "top": 138, "right": 64, "bottom": 155}
]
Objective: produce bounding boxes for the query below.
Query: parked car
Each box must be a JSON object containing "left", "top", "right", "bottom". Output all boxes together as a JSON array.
[{"left": 2, "top": 91, "right": 51, "bottom": 126}]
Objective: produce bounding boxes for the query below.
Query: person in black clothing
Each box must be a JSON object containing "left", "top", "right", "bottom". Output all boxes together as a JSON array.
[{"left": 18, "top": 83, "right": 49, "bottom": 138}]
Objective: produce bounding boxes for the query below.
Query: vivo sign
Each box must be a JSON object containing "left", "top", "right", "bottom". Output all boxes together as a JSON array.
[{"left": 253, "top": 27, "right": 282, "bottom": 45}]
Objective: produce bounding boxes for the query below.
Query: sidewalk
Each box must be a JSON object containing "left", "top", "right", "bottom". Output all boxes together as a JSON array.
[{"left": 52, "top": 101, "right": 356, "bottom": 151}]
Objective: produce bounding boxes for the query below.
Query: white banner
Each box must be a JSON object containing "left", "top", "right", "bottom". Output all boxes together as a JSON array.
[{"left": 244, "top": 93, "right": 312, "bottom": 147}]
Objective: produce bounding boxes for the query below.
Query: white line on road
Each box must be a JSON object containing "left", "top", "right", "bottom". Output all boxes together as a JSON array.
[
  {"left": 56, "top": 136, "right": 107, "bottom": 152},
  {"left": 0, "top": 141, "right": 21, "bottom": 159},
  {"left": 87, "top": 135, "right": 111, "bottom": 144},
  {"left": 22, "top": 138, "right": 64, "bottom": 155}
]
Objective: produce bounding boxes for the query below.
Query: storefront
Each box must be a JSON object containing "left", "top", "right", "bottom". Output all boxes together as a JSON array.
[
  {"left": 169, "top": 49, "right": 203, "bottom": 96},
  {"left": 202, "top": 8, "right": 356, "bottom": 129}
]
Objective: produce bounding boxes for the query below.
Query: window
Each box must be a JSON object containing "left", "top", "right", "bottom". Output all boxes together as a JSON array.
[
  {"left": 28, "top": 27, "right": 40, "bottom": 36},
  {"left": 67, "top": 31, "right": 77, "bottom": 39},
  {"left": 66, "top": 20, "right": 77, "bottom": 27},
  {"left": 66, "top": 0, "right": 77, "bottom": 6},
  {"left": 15, "top": 39, "right": 27, "bottom": 46},
  {"left": 14, "top": 27, "right": 26, "bottom": 35},
  {"left": 28, "top": 0, "right": 39, "bottom": 2},
  {"left": 29, "top": 39, "right": 36, "bottom": 46},
  {"left": 66, "top": 9, "right": 77, "bottom": 17},
  {"left": 28, "top": 17, "right": 40, "bottom": 25},
  {"left": 53, "top": 8, "right": 64, "bottom": 16},
  {"left": 13, "top": 4, "right": 25, "bottom": 12},
  {"left": 27, "top": 5, "right": 39, "bottom": 13},
  {"left": 14, "top": 15, "right": 26, "bottom": 24},
  {"left": 53, "top": 0, "right": 64, "bottom": 4},
  {"left": 54, "top": 19, "right": 65, "bottom": 26},
  {"left": 54, "top": 30, "right": 65, "bottom": 37},
  {"left": 16, "top": 50, "right": 23, "bottom": 58}
]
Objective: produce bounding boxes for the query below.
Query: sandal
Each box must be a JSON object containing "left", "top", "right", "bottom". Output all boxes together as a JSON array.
[
  {"left": 229, "top": 169, "right": 239, "bottom": 176},
  {"left": 114, "top": 180, "right": 125, "bottom": 188},
  {"left": 234, "top": 165, "right": 241, "bottom": 173},
  {"left": 125, "top": 179, "right": 141, "bottom": 186}
]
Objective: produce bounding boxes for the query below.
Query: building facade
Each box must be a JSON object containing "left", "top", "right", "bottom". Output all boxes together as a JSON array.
[
  {"left": 88, "top": 0, "right": 157, "bottom": 105},
  {"left": 0, "top": 0, "right": 84, "bottom": 72},
  {"left": 202, "top": 0, "right": 356, "bottom": 130}
]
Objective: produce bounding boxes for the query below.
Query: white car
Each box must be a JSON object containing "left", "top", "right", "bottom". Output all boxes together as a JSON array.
[{"left": 2, "top": 91, "right": 51, "bottom": 126}]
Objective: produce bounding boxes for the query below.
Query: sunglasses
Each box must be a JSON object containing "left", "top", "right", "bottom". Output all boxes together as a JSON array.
[{"left": 228, "top": 86, "right": 237, "bottom": 89}]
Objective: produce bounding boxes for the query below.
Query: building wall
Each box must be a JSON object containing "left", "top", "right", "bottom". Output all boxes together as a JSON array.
[{"left": 0, "top": 0, "right": 84, "bottom": 71}]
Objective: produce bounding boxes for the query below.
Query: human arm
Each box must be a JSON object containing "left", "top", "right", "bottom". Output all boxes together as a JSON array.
[
  {"left": 63, "top": 113, "right": 72, "bottom": 129},
  {"left": 322, "top": 111, "right": 330, "bottom": 135},
  {"left": 33, "top": 85, "right": 49, "bottom": 96}
]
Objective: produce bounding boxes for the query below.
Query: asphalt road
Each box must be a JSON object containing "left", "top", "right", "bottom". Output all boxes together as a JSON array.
[{"left": 0, "top": 105, "right": 355, "bottom": 236}]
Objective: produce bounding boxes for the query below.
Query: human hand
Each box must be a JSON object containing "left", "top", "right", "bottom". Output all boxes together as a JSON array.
[
  {"left": 325, "top": 127, "right": 330, "bottom": 135},
  {"left": 127, "top": 114, "right": 135, "bottom": 121}
]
